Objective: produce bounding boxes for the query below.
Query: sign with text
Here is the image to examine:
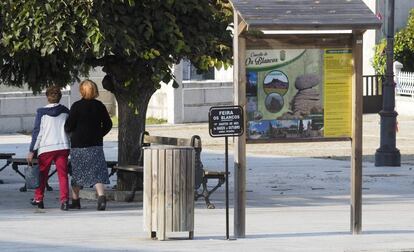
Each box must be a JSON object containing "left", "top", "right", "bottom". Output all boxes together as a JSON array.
[
  {"left": 209, "top": 106, "right": 244, "bottom": 137},
  {"left": 245, "top": 48, "right": 352, "bottom": 141}
]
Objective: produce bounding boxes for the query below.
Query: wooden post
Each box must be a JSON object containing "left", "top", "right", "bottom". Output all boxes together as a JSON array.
[
  {"left": 157, "top": 149, "right": 166, "bottom": 241},
  {"left": 351, "top": 31, "right": 364, "bottom": 234},
  {"left": 165, "top": 149, "right": 173, "bottom": 233},
  {"left": 233, "top": 10, "right": 247, "bottom": 238},
  {"left": 143, "top": 148, "right": 153, "bottom": 238},
  {"left": 173, "top": 149, "right": 181, "bottom": 232}
]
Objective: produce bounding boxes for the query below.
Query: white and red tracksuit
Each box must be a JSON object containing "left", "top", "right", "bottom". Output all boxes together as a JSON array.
[{"left": 29, "top": 103, "right": 70, "bottom": 203}]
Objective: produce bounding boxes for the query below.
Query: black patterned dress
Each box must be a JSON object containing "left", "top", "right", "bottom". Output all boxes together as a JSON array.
[{"left": 70, "top": 146, "right": 110, "bottom": 186}]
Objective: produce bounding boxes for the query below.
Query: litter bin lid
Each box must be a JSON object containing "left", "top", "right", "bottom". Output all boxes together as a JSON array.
[{"left": 143, "top": 145, "right": 194, "bottom": 150}]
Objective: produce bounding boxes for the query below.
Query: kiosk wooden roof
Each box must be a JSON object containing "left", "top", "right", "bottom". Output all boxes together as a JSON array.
[
  {"left": 230, "top": 0, "right": 382, "bottom": 238},
  {"left": 231, "top": 0, "right": 382, "bottom": 31}
]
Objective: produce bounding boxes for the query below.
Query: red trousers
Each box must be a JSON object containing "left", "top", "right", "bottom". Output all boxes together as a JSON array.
[{"left": 34, "top": 149, "right": 69, "bottom": 203}]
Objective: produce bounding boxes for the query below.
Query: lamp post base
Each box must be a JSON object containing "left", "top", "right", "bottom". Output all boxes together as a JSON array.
[{"left": 375, "top": 148, "right": 401, "bottom": 167}]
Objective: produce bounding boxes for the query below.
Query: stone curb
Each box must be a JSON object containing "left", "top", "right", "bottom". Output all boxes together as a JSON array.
[{"left": 79, "top": 189, "right": 143, "bottom": 202}]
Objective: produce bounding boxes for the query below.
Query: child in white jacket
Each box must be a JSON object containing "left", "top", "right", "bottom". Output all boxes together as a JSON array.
[{"left": 27, "top": 86, "right": 70, "bottom": 210}]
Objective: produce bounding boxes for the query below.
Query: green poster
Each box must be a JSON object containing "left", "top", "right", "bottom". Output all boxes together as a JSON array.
[
  {"left": 246, "top": 49, "right": 346, "bottom": 141},
  {"left": 246, "top": 49, "right": 353, "bottom": 140}
]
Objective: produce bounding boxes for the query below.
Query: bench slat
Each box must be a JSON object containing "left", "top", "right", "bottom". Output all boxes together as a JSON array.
[
  {"left": 204, "top": 171, "right": 227, "bottom": 176},
  {"left": 0, "top": 153, "right": 15, "bottom": 159},
  {"left": 113, "top": 165, "right": 143, "bottom": 172}
]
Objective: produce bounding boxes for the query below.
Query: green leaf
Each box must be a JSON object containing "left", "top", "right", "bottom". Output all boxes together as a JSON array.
[
  {"left": 47, "top": 46, "right": 55, "bottom": 55},
  {"left": 45, "top": 3, "right": 52, "bottom": 13},
  {"left": 40, "top": 47, "right": 47, "bottom": 56},
  {"left": 128, "top": 0, "right": 135, "bottom": 7}
]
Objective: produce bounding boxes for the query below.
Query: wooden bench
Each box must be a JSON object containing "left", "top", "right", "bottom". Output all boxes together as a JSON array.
[
  {"left": 191, "top": 135, "right": 226, "bottom": 209},
  {"left": 114, "top": 132, "right": 226, "bottom": 208},
  {"left": 111, "top": 164, "right": 143, "bottom": 202},
  {"left": 11, "top": 158, "right": 117, "bottom": 192},
  {"left": 0, "top": 153, "right": 15, "bottom": 184}
]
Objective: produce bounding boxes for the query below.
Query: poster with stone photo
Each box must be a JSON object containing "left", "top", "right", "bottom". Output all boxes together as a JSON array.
[{"left": 245, "top": 48, "right": 351, "bottom": 141}]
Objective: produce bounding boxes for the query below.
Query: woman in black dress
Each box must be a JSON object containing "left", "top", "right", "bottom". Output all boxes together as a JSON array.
[{"left": 65, "top": 79, "right": 112, "bottom": 210}]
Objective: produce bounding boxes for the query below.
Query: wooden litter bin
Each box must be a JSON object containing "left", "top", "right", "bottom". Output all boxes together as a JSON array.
[{"left": 143, "top": 146, "right": 195, "bottom": 240}]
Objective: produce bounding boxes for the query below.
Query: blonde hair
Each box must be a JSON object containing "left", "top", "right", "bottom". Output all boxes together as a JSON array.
[
  {"left": 46, "top": 86, "right": 62, "bottom": 103},
  {"left": 79, "top": 79, "right": 99, "bottom": 100}
]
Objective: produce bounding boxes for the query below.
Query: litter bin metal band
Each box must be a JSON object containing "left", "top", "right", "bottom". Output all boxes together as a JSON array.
[{"left": 143, "top": 146, "right": 195, "bottom": 240}]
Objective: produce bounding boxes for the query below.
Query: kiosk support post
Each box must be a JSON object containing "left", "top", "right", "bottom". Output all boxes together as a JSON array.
[
  {"left": 234, "top": 35, "right": 246, "bottom": 238},
  {"left": 351, "top": 31, "right": 364, "bottom": 234}
]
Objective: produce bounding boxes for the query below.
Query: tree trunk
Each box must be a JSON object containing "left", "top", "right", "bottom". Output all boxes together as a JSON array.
[{"left": 114, "top": 87, "right": 155, "bottom": 191}]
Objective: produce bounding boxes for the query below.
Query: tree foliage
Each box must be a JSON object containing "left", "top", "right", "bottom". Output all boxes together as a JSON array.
[
  {"left": 0, "top": 0, "right": 95, "bottom": 91},
  {"left": 373, "top": 9, "right": 414, "bottom": 74},
  {"left": 0, "top": 0, "right": 233, "bottom": 94}
]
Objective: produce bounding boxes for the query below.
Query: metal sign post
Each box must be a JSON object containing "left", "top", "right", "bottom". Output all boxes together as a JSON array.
[{"left": 208, "top": 105, "right": 244, "bottom": 240}]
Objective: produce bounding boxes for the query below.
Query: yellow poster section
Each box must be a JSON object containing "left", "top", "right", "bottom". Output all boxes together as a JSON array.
[{"left": 323, "top": 49, "right": 353, "bottom": 137}]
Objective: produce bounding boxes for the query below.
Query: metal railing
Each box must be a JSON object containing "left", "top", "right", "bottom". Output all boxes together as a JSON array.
[
  {"left": 363, "top": 75, "right": 383, "bottom": 96},
  {"left": 396, "top": 71, "right": 414, "bottom": 97}
]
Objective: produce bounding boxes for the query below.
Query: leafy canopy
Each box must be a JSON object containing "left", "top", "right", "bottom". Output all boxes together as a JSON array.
[
  {"left": 373, "top": 9, "right": 414, "bottom": 74},
  {"left": 0, "top": 0, "right": 233, "bottom": 93}
]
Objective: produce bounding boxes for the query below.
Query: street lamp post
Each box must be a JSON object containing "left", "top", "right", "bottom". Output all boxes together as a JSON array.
[{"left": 375, "top": 0, "right": 401, "bottom": 167}]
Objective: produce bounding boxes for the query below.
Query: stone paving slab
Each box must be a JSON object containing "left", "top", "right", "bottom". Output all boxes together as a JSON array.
[{"left": 1, "top": 114, "right": 414, "bottom": 251}]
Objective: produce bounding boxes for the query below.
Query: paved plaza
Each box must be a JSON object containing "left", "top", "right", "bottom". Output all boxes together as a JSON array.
[{"left": 1, "top": 114, "right": 414, "bottom": 251}]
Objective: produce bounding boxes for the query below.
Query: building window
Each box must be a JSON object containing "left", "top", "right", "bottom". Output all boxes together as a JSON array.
[{"left": 182, "top": 59, "right": 215, "bottom": 81}]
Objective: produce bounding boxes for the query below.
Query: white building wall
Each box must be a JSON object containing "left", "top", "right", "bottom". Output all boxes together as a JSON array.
[
  {"left": 362, "top": 0, "right": 377, "bottom": 75},
  {"left": 376, "top": 0, "right": 414, "bottom": 38},
  {"left": 180, "top": 65, "right": 233, "bottom": 123},
  {"left": 214, "top": 65, "right": 233, "bottom": 82},
  {"left": 146, "top": 87, "right": 168, "bottom": 119},
  {"left": 147, "top": 63, "right": 234, "bottom": 124},
  {"left": 181, "top": 81, "right": 233, "bottom": 123},
  {"left": 0, "top": 67, "right": 115, "bottom": 133}
]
